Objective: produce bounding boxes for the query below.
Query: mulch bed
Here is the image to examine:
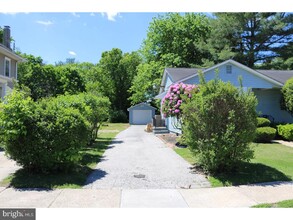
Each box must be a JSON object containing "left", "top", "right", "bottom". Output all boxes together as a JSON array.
[{"left": 156, "top": 133, "right": 180, "bottom": 148}]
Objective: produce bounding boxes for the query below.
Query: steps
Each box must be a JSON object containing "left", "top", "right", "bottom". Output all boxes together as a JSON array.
[{"left": 153, "top": 127, "right": 169, "bottom": 134}]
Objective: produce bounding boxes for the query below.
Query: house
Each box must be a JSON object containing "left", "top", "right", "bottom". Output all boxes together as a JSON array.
[
  {"left": 128, "top": 102, "right": 156, "bottom": 125},
  {"left": 156, "top": 59, "right": 293, "bottom": 133},
  {"left": 0, "top": 26, "right": 24, "bottom": 99}
]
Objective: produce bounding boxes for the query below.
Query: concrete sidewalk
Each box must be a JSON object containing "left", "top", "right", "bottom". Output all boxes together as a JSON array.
[
  {"left": 0, "top": 152, "right": 20, "bottom": 182},
  {"left": 0, "top": 181, "right": 292, "bottom": 208}
]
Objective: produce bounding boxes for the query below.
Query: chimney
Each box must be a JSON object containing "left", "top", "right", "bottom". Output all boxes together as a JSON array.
[{"left": 3, "top": 26, "right": 11, "bottom": 49}]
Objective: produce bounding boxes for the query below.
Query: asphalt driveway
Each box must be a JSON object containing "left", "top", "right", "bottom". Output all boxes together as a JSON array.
[{"left": 84, "top": 125, "right": 210, "bottom": 189}]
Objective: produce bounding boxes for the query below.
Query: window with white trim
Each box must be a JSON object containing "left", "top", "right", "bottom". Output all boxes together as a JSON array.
[
  {"left": 4, "top": 57, "right": 11, "bottom": 77},
  {"left": 226, "top": 65, "right": 232, "bottom": 74}
]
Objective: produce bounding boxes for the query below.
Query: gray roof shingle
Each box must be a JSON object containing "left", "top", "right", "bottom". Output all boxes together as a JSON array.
[
  {"left": 256, "top": 70, "right": 293, "bottom": 85},
  {"left": 164, "top": 67, "right": 293, "bottom": 86},
  {"left": 165, "top": 68, "right": 204, "bottom": 82}
]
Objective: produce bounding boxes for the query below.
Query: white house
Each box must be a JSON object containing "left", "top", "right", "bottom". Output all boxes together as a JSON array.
[{"left": 0, "top": 26, "right": 24, "bottom": 99}]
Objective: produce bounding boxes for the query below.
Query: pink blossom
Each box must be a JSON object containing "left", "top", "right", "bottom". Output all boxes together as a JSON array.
[{"left": 161, "top": 82, "right": 199, "bottom": 118}]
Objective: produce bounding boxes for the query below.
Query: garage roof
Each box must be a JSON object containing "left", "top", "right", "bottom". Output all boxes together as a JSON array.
[{"left": 127, "top": 103, "right": 156, "bottom": 111}]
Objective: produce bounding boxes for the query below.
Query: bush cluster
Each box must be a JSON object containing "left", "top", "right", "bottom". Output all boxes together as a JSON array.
[
  {"left": 257, "top": 117, "right": 271, "bottom": 127},
  {"left": 255, "top": 117, "right": 276, "bottom": 143},
  {"left": 0, "top": 90, "right": 110, "bottom": 173},
  {"left": 277, "top": 124, "right": 293, "bottom": 141},
  {"left": 255, "top": 127, "right": 276, "bottom": 143},
  {"left": 181, "top": 79, "right": 257, "bottom": 173},
  {"left": 109, "top": 110, "right": 128, "bottom": 123}
]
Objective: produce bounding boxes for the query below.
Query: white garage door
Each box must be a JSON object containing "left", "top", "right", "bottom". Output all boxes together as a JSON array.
[{"left": 132, "top": 110, "right": 152, "bottom": 125}]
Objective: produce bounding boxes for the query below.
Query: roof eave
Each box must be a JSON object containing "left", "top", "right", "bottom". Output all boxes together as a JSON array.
[
  {"left": 0, "top": 44, "right": 24, "bottom": 62},
  {"left": 179, "top": 59, "right": 283, "bottom": 87}
]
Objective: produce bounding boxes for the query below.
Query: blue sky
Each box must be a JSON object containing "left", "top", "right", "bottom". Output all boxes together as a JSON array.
[
  {"left": 0, "top": 12, "right": 165, "bottom": 64},
  {"left": 1, "top": 0, "right": 291, "bottom": 65}
]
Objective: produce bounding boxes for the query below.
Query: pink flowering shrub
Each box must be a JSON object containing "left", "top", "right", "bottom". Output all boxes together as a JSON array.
[{"left": 161, "top": 82, "right": 199, "bottom": 118}]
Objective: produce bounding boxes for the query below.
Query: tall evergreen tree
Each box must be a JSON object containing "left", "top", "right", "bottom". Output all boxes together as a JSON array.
[{"left": 209, "top": 13, "right": 293, "bottom": 67}]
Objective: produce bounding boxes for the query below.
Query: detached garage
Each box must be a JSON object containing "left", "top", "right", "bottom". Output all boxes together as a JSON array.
[{"left": 128, "top": 103, "right": 156, "bottom": 125}]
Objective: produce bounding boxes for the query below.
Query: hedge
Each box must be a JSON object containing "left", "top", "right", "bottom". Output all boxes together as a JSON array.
[
  {"left": 255, "top": 127, "right": 276, "bottom": 143},
  {"left": 0, "top": 90, "right": 110, "bottom": 173},
  {"left": 277, "top": 124, "right": 293, "bottom": 141},
  {"left": 257, "top": 117, "right": 271, "bottom": 127}
]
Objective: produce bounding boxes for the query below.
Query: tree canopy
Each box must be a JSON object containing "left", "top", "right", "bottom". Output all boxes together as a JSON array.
[
  {"left": 130, "top": 13, "right": 211, "bottom": 106},
  {"left": 141, "top": 13, "right": 211, "bottom": 67},
  {"left": 91, "top": 48, "right": 142, "bottom": 114},
  {"left": 208, "top": 13, "right": 293, "bottom": 68},
  {"left": 17, "top": 53, "right": 86, "bottom": 100}
]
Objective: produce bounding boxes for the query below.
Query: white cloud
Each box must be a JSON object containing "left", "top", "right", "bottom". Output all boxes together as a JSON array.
[
  {"left": 68, "top": 51, "right": 77, "bottom": 56},
  {"left": 101, "top": 12, "right": 120, "bottom": 21},
  {"left": 36, "top": 20, "right": 53, "bottom": 26},
  {"left": 72, "top": 12, "right": 80, "bottom": 18},
  {"left": 1, "top": 12, "right": 18, "bottom": 15},
  {"left": 1, "top": 12, "right": 30, "bottom": 15}
]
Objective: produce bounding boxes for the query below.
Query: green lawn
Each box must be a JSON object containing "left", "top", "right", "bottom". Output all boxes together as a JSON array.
[
  {"left": 252, "top": 199, "right": 293, "bottom": 208},
  {"left": 175, "top": 143, "right": 293, "bottom": 187},
  {"left": 0, "top": 123, "right": 129, "bottom": 189}
]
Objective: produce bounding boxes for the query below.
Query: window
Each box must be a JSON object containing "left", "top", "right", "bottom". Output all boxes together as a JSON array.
[
  {"left": 226, "top": 65, "right": 232, "bottom": 74},
  {"left": 4, "top": 57, "right": 11, "bottom": 77}
]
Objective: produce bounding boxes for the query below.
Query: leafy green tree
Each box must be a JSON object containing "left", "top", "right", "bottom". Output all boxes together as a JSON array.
[
  {"left": 56, "top": 65, "right": 86, "bottom": 95},
  {"left": 18, "top": 54, "right": 60, "bottom": 100},
  {"left": 209, "top": 13, "right": 293, "bottom": 67},
  {"left": 130, "top": 13, "right": 211, "bottom": 104},
  {"left": 96, "top": 48, "right": 141, "bottom": 114},
  {"left": 141, "top": 13, "right": 211, "bottom": 67},
  {"left": 17, "top": 54, "right": 86, "bottom": 100},
  {"left": 129, "top": 61, "right": 164, "bottom": 105}
]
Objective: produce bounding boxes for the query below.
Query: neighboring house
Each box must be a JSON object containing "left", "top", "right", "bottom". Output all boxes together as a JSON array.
[
  {"left": 128, "top": 102, "right": 156, "bottom": 125},
  {"left": 0, "top": 26, "right": 24, "bottom": 99},
  {"left": 156, "top": 59, "right": 293, "bottom": 133}
]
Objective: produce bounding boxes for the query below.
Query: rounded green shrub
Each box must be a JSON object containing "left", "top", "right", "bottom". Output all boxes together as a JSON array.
[
  {"left": 181, "top": 79, "right": 258, "bottom": 173},
  {"left": 282, "top": 77, "right": 293, "bottom": 115},
  {"left": 277, "top": 124, "right": 293, "bottom": 141},
  {"left": 255, "top": 127, "right": 276, "bottom": 143},
  {"left": 51, "top": 93, "right": 110, "bottom": 144},
  {"left": 0, "top": 90, "right": 89, "bottom": 173},
  {"left": 257, "top": 117, "right": 271, "bottom": 127}
]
